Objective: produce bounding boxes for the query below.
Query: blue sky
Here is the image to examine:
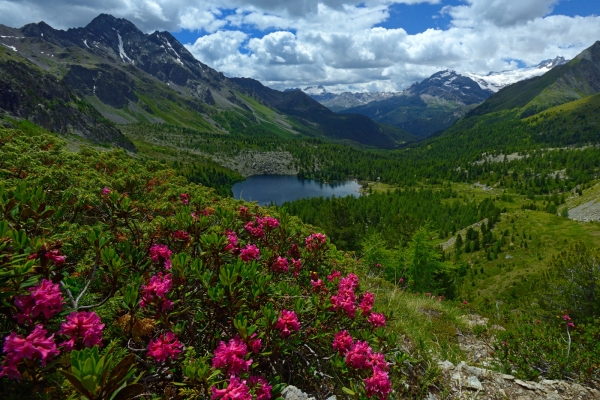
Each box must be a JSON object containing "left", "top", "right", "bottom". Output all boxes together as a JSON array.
[{"left": 1, "top": 0, "right": 599, "bottom": 92}]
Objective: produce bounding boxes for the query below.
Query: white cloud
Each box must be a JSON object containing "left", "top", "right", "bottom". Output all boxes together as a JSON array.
[{"left": 1, "top": 0, "right": 599, "bottom": 92}]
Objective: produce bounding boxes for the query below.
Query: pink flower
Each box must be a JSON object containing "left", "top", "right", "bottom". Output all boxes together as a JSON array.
[
  {"left": 274, "top": 310, "right": 300, "bottom": 338},
  {"left": 149, "top": 244, "right": 172, "bottom": 265},
  {"left": 311, "top": 279, "right": 325, "bottom": 292},
  {"left": 259, "top": 216, "right": 279, "bottom": 229},
  {"left": 272, "top": 257, "right": 289, "bottom": 273},
  {"left": 368, "top": 313, "right": 386, "bottom": 328},
  {"left": 398, "top": 278, "right": 404, "bottom": 283},
  {"left": 332, "top": 330, "right": 354, "bottom": 355},
  {"left": 345, "top": 341, "right": 372, "bottom": 369},
  {"left": 211, "top": 376, "right": 252, "bottom": 400},
  {"left": 462, "top": 300, "right": 468, "bottom": 305},
  {"left": 368, "top": 353, "right": 389, "bottom": 372},
  {"left": 248, "top": 376, "right": 272, "bottom": 400},
  {"left": 239, "top": 206, "right": 249, "bottom": 216},
  {"left": 14, "top": 279, "right": 64, "bottom": 325},
  {"left": 364, "top": 367, "right": 392, "bottom": 399},
  {"left": 287, "top": 244, "right": 300, "bottom": 259},
  {"left": 147, "top": 332, "right": 182, "bottom": 363},
  {"left": 173, "top": 230, "right": 191, "bottom": 242},
  {"left": 58, "top": 311, "right": 104, "bottom": 351},
  {"left": 240, "top": 244, "right": 260, "bottom": 262},
  {"left": 563, "top": 314, "right": 571, "bottom": 321},
  {"left": 212, "top": 336, "right": 252, "bottom": 375},
  {"left": 0, "top": 325, "right": 60, "bottom": 379},
  {"left": 305, "top": 233, "right": 327, "bottom": 252},
  {"left": 567, "top": 322, "right": 575, "bottom": 328},
  {"left": 224, "top": 230, "right": 239, "bottom": 252},
  {"left": 180, "top": 193, "right": 190, "bottom": 205},
  {"left": 247, "top": 334, "right": 262, "bottom": 354},
  {"left": 340, "top": 273, "right": 359, "bottom": 290},
  {"left": 330, "top": 276, "right": 359, "bottom": 318},
  {"left": 291, "top": 258, "right": 302, "bottom": 276},
  {"left": 139, "top": 273, "right": 173, "bottom": 312},
  {"left": 359, "top": 292, "right": 374, "bottom": 315},
  {"left": 327, "top": 270, "right": 341, "bottom": 282},
  {"left": 101, "top": 187, "right": 112, "bottom": 195},
  {"left": 376, "top": 263, "right": 381, "bottom": 268},
  {"left": 244, "top": 220, "right": 265, "bottom": 238},
  {"left": 45, "top": 249, "right": 66, "bottom": 266}
]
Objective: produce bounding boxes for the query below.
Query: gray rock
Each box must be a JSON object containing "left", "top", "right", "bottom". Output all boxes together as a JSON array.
[
  {"left": 515, "top": 379, "right": 538, "bottom": 390},
  {"left": 465, "top": 376, "right": 483, "bottom": 391},
  {"left": 437, "top": 360, "right": 454, "bottom": 371},
  {"left": 281, "top": 385, "right": 316, "bottom": 400}
]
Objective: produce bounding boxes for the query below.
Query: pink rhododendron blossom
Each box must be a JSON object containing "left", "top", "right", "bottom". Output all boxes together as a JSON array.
[
  {"left": 240, "top": 244, "right": 260, "bottom": 262},
  {"left": 359, "top": 292, "right": 374, "bottom": 315},
  {"left": 291, "top": 258, "right": 302, "bottom": 276},
  {"left": 211, "top": 376, "right": 252, "bottom": 400},
  {"left": 244, "top": 220, "right": 265, "bottom": 238},
  {"left": 173, "top": 230, "right": 191, "bottom": 242},
  {"left": 368, "top": 313, "right": 386, "bottom": 328},
  {"left": 563, "top": 314, "right": 571, "bottom": 321},
  {"left": 248, "top": 376, "right": 272, "bottom": 400},
  {"left": 0, "top": 325, "right": 60, "bottom": 379},
  {"left": 247, "top": 334, "right": 262, "bottom": 354},
  {"left": 340, "top": 273, "right": 359, "bottom": 290},
  {"left": 330, "top": 275, "right": 358, "bottom": 318},
  {"left": 332, "top": 330, "right": 354, "bottom": 355},
  {"left": 101, "top": 187, "right": 112, "bottom": 195},
  {"left": 147, "top": 332, "right": 182, "bottom": 363},
  {"left": 224, "top": 230, "right": 239, "bottom": 252},
  {"left": 180, "top": 193, "right": 190, "bottom": 205},
  {"left": 275, "top": 310, "right": 300, "bottom": 338},
  {"left": 345, "top": 341, "right": 372, "bottom": 369},
  {"left": 305, "top": 233, "right": 326, "bottom": 252},
  {"left": 149, "top": 244, "right": 172, "bottom": 264},
  {"left": 398, "top": 278, "right": 404, "bottom": 283},
  {"left": 287, "top": 243, "right": 300, "bottom": 259},
  {"left": 364, "top": 367, "right": 393, "bottom": 399},
  {"left": 272, "top": 257, "right": 289, "bottom": 273},
  {"left": 568, "top": 322, "right": 575, "bottom": 328},
  {"left": 311, "top": 279, "right": 325, "bottom": 292},
  {"left": 259, "top": 216, "right": 279, "bottom": 229},
  {"left": 139, "top": 273, "right": 173, "bottom": 311},
  {"left": 45, "top": 249, "right": 66, "bottom": 266},
  {"left": 58, "top": 311, "right": 104, "bottom": 351},
  {"left": 368, "top": 353, "right": 389, "bottom": 372},
  {"left": 212, "top": 336, "right": 252, "bottom": 375},
  {"left": 14, "top": 279, "right": 64, "bottom": 325},
  {"left": 239, "top": 206, "right": 249, "bottom": 216},
  {"left": 327, "top": 270, "right": 341, "bottom": 282}
]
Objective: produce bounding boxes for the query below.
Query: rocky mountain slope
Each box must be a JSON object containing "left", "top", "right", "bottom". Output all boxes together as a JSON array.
[{"left": 0, "top": 14, "right": 409, "bottom": 148}]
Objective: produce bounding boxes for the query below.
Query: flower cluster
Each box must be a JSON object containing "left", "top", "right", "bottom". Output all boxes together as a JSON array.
[
  {"left": 0, "top": 325, "right": 60, "bottom": 379},
  {"left": 14, "top": 279, "right": 64, "bottom": 325},
  {"left": 368, "top": 313, "right": 386, "bottom": 328},
  {"left": 332, "top": 330, "right": 353, "bottom": 355},
  {"left": 305, "top": 233, "right": 327, "bottom": 252},
  {"left": 45, "top": 249, "right": 66, "bottom": 266},
  {"left": 224, "top": 230, "right": 239, "bottom": 253},
  {"left": 240, "top": 244, "right": 260, "bottom": 262},
  {"left": 274, "top": 310, "right": 300, "bottom": 338},
  {"left": 172, "top": 230, "right": 190, "bottom": 242},
  {"left": 272, "top": 257, "right": 289, "bottom": 273},
  {"left": 180, "top": 193, "right": 190, "bottom": 205},
  {"left": 248, "top": 376, "right": 272, "bottom": 400},
  {"left": 245, "top": 220, "right": 265, "bottom": 238},
  {"left": 147, "top": 332, "right": 182, "bottom": 363},
  {"left": 330, "top": 273, "right": 360, "bottom": 318},
  {"left": 358, "top": 292, "right": 374, "bottom": 315},
  {"left": 149, "top": 244, "right": 173, "bottom": 269},
  {"left": 291, "top": 258, "right": 302, "bottom": 276},
  {"left": 212, "top": 336, "right": 252, "bottom": 375},
  {"left": 211, "top": 376, "right": 251, "bottom": 400},
  {"left": 563, "top": 314, "right": 575, "bottom": 328},
  {"left": 139, "top": 272, "right": 173, "bottom": 312},
  {"left": 58, "top": 311, "right": 104, "bottom": 351}
]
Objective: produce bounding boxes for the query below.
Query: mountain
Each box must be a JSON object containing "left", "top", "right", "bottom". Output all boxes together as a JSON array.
[
  {"left": 336, "top": 70, "right": 493, "bottom": 137},
  {"left": 464, "top": 56, "right": 568, "bottom": 93},
  {"left": 0, "top": 15, "right": 409, "bottom": 148}
]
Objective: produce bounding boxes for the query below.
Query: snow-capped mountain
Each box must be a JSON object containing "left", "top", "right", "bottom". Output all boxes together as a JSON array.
[{"left": 465, "top": 56, "right": 568, "bottom": 92}]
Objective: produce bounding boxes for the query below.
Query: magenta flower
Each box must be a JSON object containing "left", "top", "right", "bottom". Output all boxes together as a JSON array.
[
  {"left": 332, "top": 330, "right": 354, "bottom": 355},
  {"left": 211, "top": 376, "right": 252, "bottom": 400},
  {"left": 272, "top": 257, "right": 289, "bottom": 273},
  {"left": 173, "top": 230, "right": 191, "bottom": 242},
  {"left": 274, "top": 310, "right": 300, "bottom": 338},
  {"left": 101, "top": 187, "right": 112, "bottom": 195},
  {"left": 305, "top": 233, "right": 327, "bottom": 252},
  {"left": 0, "top": 325, "right": 60, "bottom": 380},
  {"left": 139, "top": 272, "right": 173, "bottom": 312},
  {"left": 244, "top": 220, "right": 265, "bottom": 238},
  {"left": 239, "top": 206, "right": 249, "bottom": 216},
  {"left": 567, "top": 322, "right": 575, "bottom": 328},
  {"left": 45, "top": 249, "right": 66, "bottom": 266},
  {"left": 340, "top": 273, "right": 360, "bottom": 290},
  {"left": 247, "top": 334, "right": 262, "bottom": 354},
  {"left": 14, "top": 279, "right": 64, "bottom": 325},
  {"left": 259, "top": 216, "right": 279, "bottom": 229},
  {"left": 368, "top": 313, "right": 386, "bottom": 328},
  {"left": 224, "top": 230, "right": 239, "bottom": 252},
  {"left": 330, "top": 276, "right": 358, "bottom": 319},
  {"left": 311, "top": 279, "right": 325, "bottom": 292},
  {"left": 364, "top": 367, "right": 392, "bottom": 399},
  {"left": 287, "top": 243, "right": 301, "bottom": 259},
  {"left": 345, "top": 341, "right": 373, "bottom": 369},
  {"left": 149, "top": 244, "right": 172, "bottom": 265},
  {"left": 58, "top": 311, "right": 104, "bottom": 351},
  {"left": 291, "top": 258, "right": 302, "bottom": 276},
  {"left": 147, "top": 332, "right": 182, "bottom": 363},
  {"left": 212, "top": 336, "right": 252, "bottom": 375},
  {"left": 248, "top": 376, "right": 272, "bottom": 400},
  {"left": 180, "top": 193, "right": 190, "bottom": 205},
  {"left": 327, "top": 270, "right": 341, "bottom": 282},
  {"left": 359, "top": 292, "right": 375, "bottom": 315},
  {"left": 368, "top": 352, "right": 389, "bottom": 372},
  {"left": 240, "top": 244, "right": 260, "bottom": 262},
  {"left": 563, "top": 314, "right": 571, "bottom": 321}
]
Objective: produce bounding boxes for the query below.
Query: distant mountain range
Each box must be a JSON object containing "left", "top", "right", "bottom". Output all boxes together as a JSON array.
[
  {"left": 0, "top": 14, "right": 413, "bottom": 149},
  {"left": 290, "top": 57, "right": 568, "bottom": 138}
]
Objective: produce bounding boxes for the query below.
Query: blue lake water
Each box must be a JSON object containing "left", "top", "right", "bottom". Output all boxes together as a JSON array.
[{"left": 232, "top": 175, "right": 361, "bottom": 206}]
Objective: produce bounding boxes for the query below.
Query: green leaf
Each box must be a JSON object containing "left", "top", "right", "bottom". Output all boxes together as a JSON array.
[
  {"left": 110, "top": 383, "right": 145, "bottom": 400},
  {"left": 60, "top": 370, "right": 94, "bottom": 399},
  {"left": 342, "top": 387, "right": 356, "bottom": 395}
]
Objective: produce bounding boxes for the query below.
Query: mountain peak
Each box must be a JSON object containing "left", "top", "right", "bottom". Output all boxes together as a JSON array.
[
  {"left": 86, "top": 13, "right": 141, "bottom": 35},
  {"left": 536, "top": 56, "right": 568, "bottom": 69}
]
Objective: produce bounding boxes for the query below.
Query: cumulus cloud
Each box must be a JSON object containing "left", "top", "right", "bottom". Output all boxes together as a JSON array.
[{"left": 0, "top": 0, "right": 599, "bottom": 92}]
